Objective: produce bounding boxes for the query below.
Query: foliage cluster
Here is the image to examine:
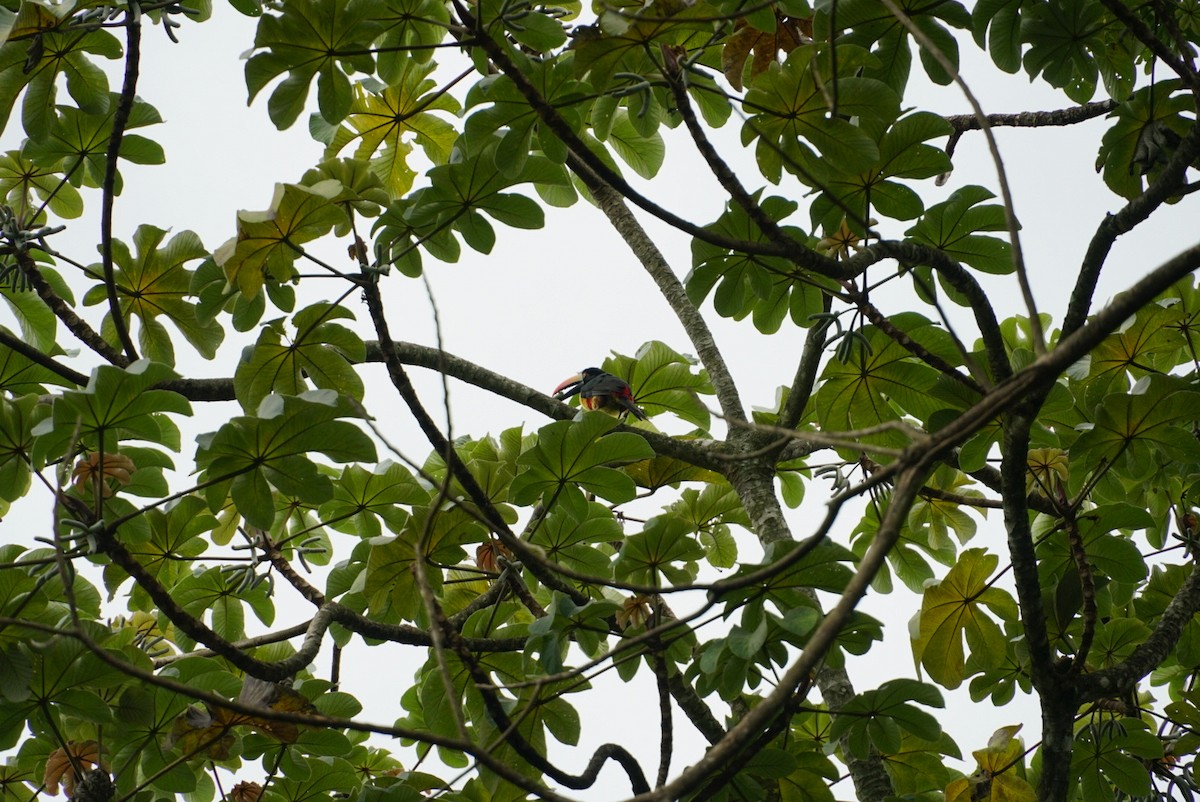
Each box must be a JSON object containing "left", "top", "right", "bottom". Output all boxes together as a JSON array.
[{"left": 0, "top": 0, "right": 1199, "bottom": 801}]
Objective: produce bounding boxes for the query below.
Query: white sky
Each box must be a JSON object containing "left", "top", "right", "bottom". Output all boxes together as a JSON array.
[{"left": 2, "top": 5, "right": 1198, "bottom": 800}]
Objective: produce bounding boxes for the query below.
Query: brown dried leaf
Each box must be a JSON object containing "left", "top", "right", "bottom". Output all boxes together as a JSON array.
[
  {"left": 44, "top": 741, "right": 108, "bottom": 798},
  {"left": 71, "top": 452, "right": 136, "bottom": 497},
  {"left": 722, "top": 15, "right": 809, "bottom": 91},
  {"left": 230, "top": 781, "right": 263, "bottom": 802}
]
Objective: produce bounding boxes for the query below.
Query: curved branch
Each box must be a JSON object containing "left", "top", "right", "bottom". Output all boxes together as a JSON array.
[
  {"left": 100, "top": 4, "right": 142, "bottom": 362},
  {"left": 157, "top": 339, "right": 734, "bottom": 472},
  {"left": 1065, "top": 120, "right": 1200, "bottom": 338},
  {"left": 847, "top": 240, "right": 1010, "bottom": 381},
  {"left": 15, "top": 250, "right": 128, "bottom": 366},
  {"left": 1080, "top": 561, "right": 1200, "bottom": 700}
]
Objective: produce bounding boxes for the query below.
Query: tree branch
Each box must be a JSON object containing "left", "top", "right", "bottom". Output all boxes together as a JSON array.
[
  {"left": 0, "top": 327, "right": 88, "bottom": 386},
  {"left": 1065, "top": 120, "right": 1200, "bottom": 338},
  {"left": 99, "top": 4, "right": 142, "bottom": 362},
  {"left": 14, "top": 250, "right": 129, "bottom": 367},
  {"left": 564, "top": 156, "right": 747, "bottom": 424}
]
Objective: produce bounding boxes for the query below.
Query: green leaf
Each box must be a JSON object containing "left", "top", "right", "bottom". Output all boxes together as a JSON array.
[
  {"left": 603, "top": 341, "right": 715, "bottom": 428},
  {"left": 78, "top": 225, "right": 220, "bottom": 364},
  {"left": 912, "top": 549, "right": 1018, "bottom": 688},
  {"left": 23, "top": 95, "right": 162, "bottom": 192},
  {"left": 316, "top": 63, "right": 460, "bottom": 198},
  {"left": 0, "top": 150, "right": 83, "bottom": 220},
  {"left": 195, "top": 391, "right": 376, "bottom": 529},
  {"left": 613, "top": 515, "right": 706, "bottom": 586},
  {"left": 234, "top": 303, "right": 366, "bottom": 411},
  {"left": 510, "top": 412, "right": 655, "bottom": 505},
  {"left": 1095, "top": 80, "right": 1194, "bottom": 200},
  {"left": 829, "top": 678, "right": 945, "bottom": 759},
  {"left": 1069, "top": 375, "right": 1200, "bottom": 491},
  {"left": 31, "top": 360, "right": 191, "bottom": 464},
  {"left": 743, "top": 47, "right": 899, "bottom": 181},
  {"left": 318, "top": 463, "right": 428, "bottom": 539},
  {"left": 245, "top": 0, "right": 382, "bottom": 128},
  {"left": 214, "top": 180, "right": 350, "bottom": 299},
  {"left": 905, "top": 185, "right": 1013, "bottom": 275}
]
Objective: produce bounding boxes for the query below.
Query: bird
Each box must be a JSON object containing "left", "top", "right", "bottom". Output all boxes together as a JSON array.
[{"left": 553, "top": 367, "right": 648, "bottom": 420}]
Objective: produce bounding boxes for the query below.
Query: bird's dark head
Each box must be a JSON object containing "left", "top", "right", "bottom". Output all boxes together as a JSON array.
[{"left": 553, "top": 367, "right": 604, "bottom": 399}]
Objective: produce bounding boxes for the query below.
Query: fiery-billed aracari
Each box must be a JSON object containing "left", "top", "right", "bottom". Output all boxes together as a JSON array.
[{"left": 553, "top": 367, "right": 648, "bottom": 420}]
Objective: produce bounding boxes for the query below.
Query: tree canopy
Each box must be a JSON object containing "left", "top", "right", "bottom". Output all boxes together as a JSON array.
[{"left": 1, "top": 0, "right": 1200, "bottom": 801}]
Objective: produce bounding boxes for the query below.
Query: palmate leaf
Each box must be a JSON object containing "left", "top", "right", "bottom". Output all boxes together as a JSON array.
[
  {"left": 912, "top": 549, "right": 1018, "bottom": 689},
  {"left": 741, "top": 46, "right": 900, "bottom": 182},
  {"left": 0, "top": 12, "right": 120, "bottom": 141},
  {"left": 1069, "top": 375, "right": 1200, "bottom": 491},
  {"left": 31, "top": 360, "right": 191, "bottom": 464},
  {"left": 195, "top": 391, "right": 376, "bottom": 529},
  {"left": 372, "top": 0, "right": 452, "bottom": 78},
  {"left": 214, "top": 179, "right": 350, "bottom": 298},
  {"left": 312, "top": 63, "right": 460, "bottom": 198},
  {"left": 234, "top": 303, "right": 366, "bottom": 412},
  {"left": 603, "top": 340, "right": 714, "bottom": 429},
  {"left": 1072, "top": 718, "right": 1160, "bottom": 800},
  {"left": 1036, "top": 503, "right": 1151, "bottom": 587},
  {"left": 0, "top": 395, "right": 41, "bottom": 507},
  {"left": 812, "top": 315, "right": 943, "bottom": 444},
  {"left": 464, "top": 56, "right": 590, "bottom": 177},
  {"left": 1083, "top": 300, "right": 1186, "bottom": 397},
  {"left": 510, "top": 412, "right": 655, "bottom": 505},
  {"left": 1095, "top": 80, "right": 1194, "bottom": 200},
  {"left": 829, "top": 678, "right": 945, "bottom": 759},
  {"left": 527, "top": 500, "right": 622, "bottom": 577},
  {"left": 364, "top": 506, "right": 481, "bottom": 623},
  {"left": 318, "top": 462, "right": 428, "bottom": 538},
  {"left": 403, "top": 141, "right": 565, "bottom": 255},
  {"left": 102, "top": 495, "right": 213, "bottom": 604},
  {"left": 1021, "top": 0, "right": 1106, "bottom": 102},
  {"left": 613, "top": 515, "right": 706, "bottom": 586},
  {"left": 245, "top": 0, "right": 382, "bottom": 129},
  {"left": 905, "top": 185, "right": 1013, "bottom": 275},
  {"left": 809, "top": 111, "right": 952, "bottom": 229},
  {"left": 79, "top": 225, "right": 221, "bottom": 365},
  {"left": 688, "top": 193, "right": 831, "bottom": 333},
  {"left": 22, "top": 95, "right": 163, "bottom": 192},
  {"left": 0, "top": 150, "right": 82, "bottom": 220}
]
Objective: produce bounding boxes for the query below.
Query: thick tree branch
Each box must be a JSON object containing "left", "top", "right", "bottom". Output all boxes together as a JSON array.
[
  {"left": 1081, "top": 563, "right": 1200, "bottom": 700},
  {"left": 944, "top": 100, "right": 1119, "bottom": 135},
  {"left": 1065, "top": 120, "right": 1200, "bottom": 338},
  {"left": 0, "top": 328, "right": 88, "bottom": 386},
  {"left": 15, "top": 250, "right": 128, "bottom": 367}
]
